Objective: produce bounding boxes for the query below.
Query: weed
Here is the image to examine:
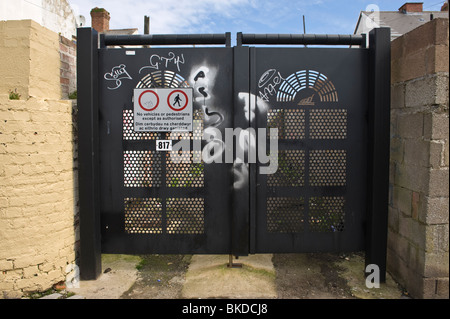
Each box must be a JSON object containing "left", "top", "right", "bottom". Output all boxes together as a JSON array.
[
  {"left": 69, "top": 91, "right": 77, "bottom": 99},
  {"left": 135, "top": 258, "right": 148, "bottom": 270},
  {"left": 8, "top": 89, "right": 21, "bottom": 100}
]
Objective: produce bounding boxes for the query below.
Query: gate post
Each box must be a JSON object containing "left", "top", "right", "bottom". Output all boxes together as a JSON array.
[
  {"left": 77, "top": 28, "right": 102, "bottom": 280},
  {"left": 366, "top": 28, "right": 391, "bottom": 283}
]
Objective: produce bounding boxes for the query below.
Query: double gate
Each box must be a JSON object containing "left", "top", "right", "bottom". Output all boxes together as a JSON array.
[{"left": 78, "top": 29, "right": 390, "bottom": 280}]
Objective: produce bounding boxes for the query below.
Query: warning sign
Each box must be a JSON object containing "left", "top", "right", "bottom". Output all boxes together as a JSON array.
[{"left": 134, "top": 88, "right": 193, "bottom": 132}]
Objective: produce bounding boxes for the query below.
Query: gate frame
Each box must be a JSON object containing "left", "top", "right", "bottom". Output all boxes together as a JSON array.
[
  {"left": 77, "top": 28, "right": 102, "bottom": 280},
  {"left": 77, "top": 28, "right": 390, "bottom": 281}
]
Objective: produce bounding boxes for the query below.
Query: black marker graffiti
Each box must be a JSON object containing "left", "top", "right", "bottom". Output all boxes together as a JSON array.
[
  {"left": 198, "top": 87, "right": 208, "bottom": 98},
  {"left": 194, "top": 71, "right": 205, "bottom": 81},
  {"left": 193, "top": 67, "right": 225, "bottom": 163}
]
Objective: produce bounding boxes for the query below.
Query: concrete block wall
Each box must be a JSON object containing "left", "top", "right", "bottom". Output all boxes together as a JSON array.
[
  {"left": 0, "top": 20, "right": 76, "bottom": 299},
  {"left": 388, "top": 18, "right": 449, "bottom": 299}
]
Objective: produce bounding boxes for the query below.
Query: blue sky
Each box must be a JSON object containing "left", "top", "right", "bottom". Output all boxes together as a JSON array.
[{"left": 68, "top": 0, "right": 447, "bottom": 36}]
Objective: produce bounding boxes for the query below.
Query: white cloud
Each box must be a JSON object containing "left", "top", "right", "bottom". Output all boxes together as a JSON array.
[
  {"left": 67, "top": 0, "right": 363, "bottom": 36},
  {"left": 68, "top": 0, "right": 252, "bottom": 34}
]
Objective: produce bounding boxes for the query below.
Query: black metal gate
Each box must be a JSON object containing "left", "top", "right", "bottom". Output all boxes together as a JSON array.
[
  {"left": 249, "top": 46, "right": 368, "bottom": 254},
  {"left": 77, "top": 29, "right": 390, "bottom": 281},
  {"left": 99, "top": 46, "right": 234, "bottom": 255}
]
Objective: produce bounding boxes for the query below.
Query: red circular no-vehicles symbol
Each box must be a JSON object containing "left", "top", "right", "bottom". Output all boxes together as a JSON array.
[
  {"left": 138, "top": 90, "right": 159, "bottom": 111},
  {"left": 167, "top": 90, "right": 189, "bottom": 112}
]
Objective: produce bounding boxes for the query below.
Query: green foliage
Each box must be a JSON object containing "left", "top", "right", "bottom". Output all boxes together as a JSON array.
[
  {"left": 8, "top": 89, "right": 21, "bottom": 100},
  {"left": 68, "top": 91, "right": 77, "bottom": 99},
  {"left": 90, "top": 7, "right": 107, "bottom": 13}
]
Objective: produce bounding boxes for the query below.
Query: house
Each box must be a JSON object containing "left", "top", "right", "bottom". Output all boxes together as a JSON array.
[{"left": 354, "top": 2, "right": 449, "bottom": 41}]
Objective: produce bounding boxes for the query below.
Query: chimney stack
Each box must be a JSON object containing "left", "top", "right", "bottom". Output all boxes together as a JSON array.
[
  {"left": 90, "top": 7, "right": 110, "bottom": 33},
  {"left": 399, "top": 2, "right": 423, "bottom": 13}
]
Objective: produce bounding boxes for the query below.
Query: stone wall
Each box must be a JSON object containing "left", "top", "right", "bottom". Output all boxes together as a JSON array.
[
  {"left": 388, "top": 18, "right": 449, "bottom": 299},
  {"left": 0, "top": 20, "right": 76, "bottom": 299}
]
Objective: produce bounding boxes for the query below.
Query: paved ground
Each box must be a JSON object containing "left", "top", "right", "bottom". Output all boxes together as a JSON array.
[{"left": 66, "top": 252, "right": 406, "bottom": 299}]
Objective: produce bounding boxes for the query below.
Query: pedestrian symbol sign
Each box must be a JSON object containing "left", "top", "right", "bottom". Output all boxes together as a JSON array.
[
  {"left": 167, "top": 90, "right": 189, "bottom": 112},
  {"left": 134, "top": 88, "right": 193, "bottom": 132}
]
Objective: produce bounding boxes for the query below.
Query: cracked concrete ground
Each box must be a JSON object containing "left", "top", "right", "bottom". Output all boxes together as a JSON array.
[{"left": 67, "top": 252, "right": 405, "bottom": 299}]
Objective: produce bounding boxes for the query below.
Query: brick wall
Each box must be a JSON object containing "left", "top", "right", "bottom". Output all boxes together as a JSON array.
[
  {"left": 0, "top": 20, "right": 76, "bottom": 299},
  {"left": 59, "top": 36, "right": 77, "bottom": 99},
  {"left": 388, "top": 18, "right": 449, "bottom": 299}
]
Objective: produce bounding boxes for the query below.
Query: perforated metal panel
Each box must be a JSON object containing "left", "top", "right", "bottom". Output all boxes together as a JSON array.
[
  {"left": 166, "top": 197, "right": 205, "bottom": 234},
  {"left": 252, "top": 47, "right": 368, "bottom": 253},
  {"left": 309, "top": 150, "right": 347, "bottom": 187},
  {"left": 124, "top": 197, "right": 205, "bottom": 235},
  {"left": 166, "top": 151, "right": 204, "bottom": 187},
  {"left": 309, "top": 196, "right": 345, "bottom": 232},
  {"left": 309, "top": 109, "right": 347, "bottom": 139},
  {"left": 267, "top": 150, "right": 305, "bottom": 187},
  {"left": 124, "top": 151, "right": 162, "bottom": 187},
  {"left": 267, "top": 109, "right": 305, "bottom": 139},
  {"left": 267, "top": 197, "right": 305, "bottom": 233},
  {"left": 124, "top": 198, "right": 162, "bottom": 234},
  {"left": 99, "top": 47, "right": 234, "bottom": 255}
]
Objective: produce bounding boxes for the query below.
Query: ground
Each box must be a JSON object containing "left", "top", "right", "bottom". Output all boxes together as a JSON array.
[
  {"left": 121, "top": 254, "right": 191, "bottom": 299},
  {"left": 96, "top": 252, "right": 406, "bottom": 300}
]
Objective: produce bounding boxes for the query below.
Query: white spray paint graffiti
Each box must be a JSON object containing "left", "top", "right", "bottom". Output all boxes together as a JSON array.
[
  {"left": 257, "top": 69, "right": 284, "bottom": 102},
  {"left": 169, "top": 63, "right": 278, "bottom": 184},
  {"left": 232, "top": 92, "right": 276, "bottom": 188},
  {"left": 238, "top": 92, "right": 269, "bottom": 123},
  {"left": 139, "top": 52, "right": 185, "bottom": 73},
  {"left": 104, "top": 64, "right": 132, "bottom": 90},
  {"left": 233, "top": 162, "right": 249, "bottom": 189}
]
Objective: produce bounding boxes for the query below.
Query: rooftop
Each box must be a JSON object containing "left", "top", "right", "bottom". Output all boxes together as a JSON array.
[{"left": 354, "top": 2, "right": 449, "bottom": 40}]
